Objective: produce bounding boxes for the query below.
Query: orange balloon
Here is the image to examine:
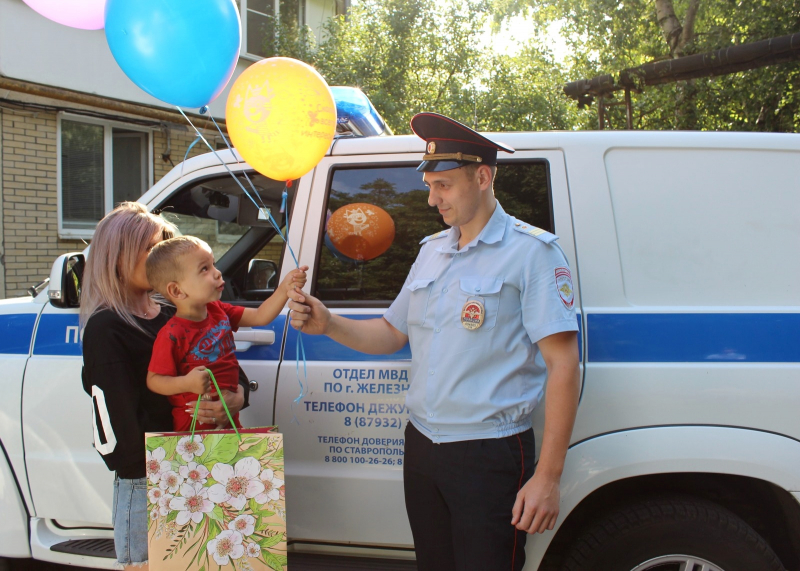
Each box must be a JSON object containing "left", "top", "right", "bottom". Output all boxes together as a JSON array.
[
  {"left": 327, "top": 203, "right": 395, "bottom": 261},
  {"left": 226, "top": 57, "right": 336, "bottom": 181}
]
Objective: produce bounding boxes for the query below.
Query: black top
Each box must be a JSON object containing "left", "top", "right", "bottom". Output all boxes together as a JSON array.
[
  {"left": 82, "top": 305, "right": 251, "bottom": 479},
  {"left": 82, "top": 306, "right": 177, "bottom": 479}
]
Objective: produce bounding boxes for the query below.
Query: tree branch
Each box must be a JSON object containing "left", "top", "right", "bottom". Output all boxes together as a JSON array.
[
  {"left": 654, "top": 0, "right": 683, "bottom": 56},
  {"left": 679, "top": 0, "right": 701, "bottom": 54}
]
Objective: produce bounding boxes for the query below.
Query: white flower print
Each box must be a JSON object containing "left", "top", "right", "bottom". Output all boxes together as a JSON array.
[
  {"left": 208, "top": 457, "right": 265, "bottom": 511},
  {"left": 157, "top": 493, "right": 174, "bottom": 517},
  {"left": 176, "top": 435, "right": 205, "bottom": 462},
  {"left": 228, "top": 514, "right": 255, "bottom": 537},
  {"left": 207, "top": 530, "right": 244, "bottom": 566},
  {"left": 169, "top": 483, "right": 214, "bottom": 526},
  {"left": 255, "top": 468, "right": 284, "bottom": 504},
  {"left": 159, "top": 470, "right": 184, "bottom": 494},
  {"left": 150, "top": 507, "right": 158, "bottom": 520},
  {"left": 147, "top": 487, "right": 164, "bottom": 505},
  {"left": 145, "top": 447, "right": 170, "bottom": 484},
  {"left": 245, "top": 541, "right": 261, "bottom": 559},
  {"left": 179, "top": 462, "right": 209, "bottom": 486}
]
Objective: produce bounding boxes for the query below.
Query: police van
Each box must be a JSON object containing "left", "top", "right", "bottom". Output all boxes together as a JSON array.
[{"left": 1, "top": 114, "right": 799, "bottom": 570}]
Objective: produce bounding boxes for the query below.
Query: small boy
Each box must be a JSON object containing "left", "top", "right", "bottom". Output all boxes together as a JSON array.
[{"left": 145, "top": 235, "right": 307, "bottom": 431}]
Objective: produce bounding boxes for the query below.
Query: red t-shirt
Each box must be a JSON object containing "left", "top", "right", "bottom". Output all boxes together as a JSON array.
[{"left": 149, "top": 301, "right": 246, "bottom": 431}]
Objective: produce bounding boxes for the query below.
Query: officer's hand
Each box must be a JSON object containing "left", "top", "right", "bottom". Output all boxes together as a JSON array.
[
  {"left": 287, "top": 290, "right": 330, "bottom": 335},
  {"left": 511, "top": 472, "right": 561, "bottom": 534}
]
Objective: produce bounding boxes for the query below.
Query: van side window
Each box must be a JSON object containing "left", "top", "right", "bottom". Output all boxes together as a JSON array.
[
  {"left": 155, "top": 173, "right": 296, "bottom": 303},
  {"left": 314, "top": 162, "right": 552, "bottom": 306}
]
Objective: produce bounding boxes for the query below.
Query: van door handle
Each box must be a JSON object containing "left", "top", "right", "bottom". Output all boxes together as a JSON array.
[{"left": 233, "top": 330, "right": 275, "bottom": 352}]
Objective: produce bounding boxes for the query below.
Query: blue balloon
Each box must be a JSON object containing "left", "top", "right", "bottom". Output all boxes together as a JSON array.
[{"left": 105, "top": 0, "right": 241, "bottom": 108}]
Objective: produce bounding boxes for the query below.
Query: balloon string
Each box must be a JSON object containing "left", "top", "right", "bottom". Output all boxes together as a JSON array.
[
  {"left": 181, "top": 135, "right": 202, "bottom": 177},
  {"left": 176, "top": 107, "right": 307, "bottom": 419},
  {"left": 207, "top": 115, "right": 271, "bottom": 215},
  {"left": 176, "top": 107, "right": 299, "bottom": 266},
  {"left": 289, "top": 323, "right": 308, "bottom": 425},
  {"left": 282, "top": 178, "right": 308, "bottom": 421}
]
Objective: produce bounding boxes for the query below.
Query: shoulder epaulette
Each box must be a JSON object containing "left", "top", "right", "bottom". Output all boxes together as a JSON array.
[
  {"left": 511, "top": 220, "right": 558, "bottom": 244},
  {"left": 420, "top": 229, "right": 450, "bottom": 244}
]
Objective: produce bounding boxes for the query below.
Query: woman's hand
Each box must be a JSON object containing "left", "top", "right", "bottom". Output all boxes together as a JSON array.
[{"left": 185, "top": 384, "right": 245, "bottom": 427}]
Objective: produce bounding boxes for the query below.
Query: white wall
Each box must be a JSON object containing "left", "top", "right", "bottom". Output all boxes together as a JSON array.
[
  {"left": 0, "top": 0, "right": 338, "bottom": 118},
  {"left": 306, "top": 0, "right": 336, "bottom": 44}
]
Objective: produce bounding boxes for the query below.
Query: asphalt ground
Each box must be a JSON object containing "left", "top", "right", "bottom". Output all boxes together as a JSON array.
[{"left": 3, "top": 553, "right": 418, "bottom": 570}]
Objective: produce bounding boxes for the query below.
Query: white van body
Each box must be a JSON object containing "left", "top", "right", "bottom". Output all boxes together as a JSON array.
[{"left": 1, "top": 130, "right": 799, "bottom": 570}]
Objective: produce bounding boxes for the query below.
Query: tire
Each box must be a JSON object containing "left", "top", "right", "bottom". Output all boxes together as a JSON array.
[{"left": 561, "top": 496, "right": 786, "bottom": 571}]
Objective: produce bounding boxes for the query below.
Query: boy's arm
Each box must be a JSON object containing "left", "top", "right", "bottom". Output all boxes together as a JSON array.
[
  {"left": 238, "top": 266, "right": 308, "bottom": 328},
  {"left": 147, "top": 366, "right": 211, "bottom": 396}
]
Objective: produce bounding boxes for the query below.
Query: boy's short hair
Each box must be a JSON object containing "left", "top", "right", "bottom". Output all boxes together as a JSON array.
[{"left": 146, "top": 235, "right": 208, "bottom": 296}]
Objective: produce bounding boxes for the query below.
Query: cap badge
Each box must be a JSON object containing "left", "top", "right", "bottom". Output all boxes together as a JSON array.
[
  {"left": 427, "top": 141, "right": 436, "bottom": 154},
  {"left": 461, "top": 299, "right": 485, "bottom": 330}
]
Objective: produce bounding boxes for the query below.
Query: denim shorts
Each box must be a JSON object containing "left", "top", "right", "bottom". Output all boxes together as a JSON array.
[{"left": 112, "top": 475, "right": 149, "bottom": 567}]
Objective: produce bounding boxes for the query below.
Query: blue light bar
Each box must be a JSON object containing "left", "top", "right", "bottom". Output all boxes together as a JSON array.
[{"left": 330, "top": 86, "right": 392, "bottom": 137}]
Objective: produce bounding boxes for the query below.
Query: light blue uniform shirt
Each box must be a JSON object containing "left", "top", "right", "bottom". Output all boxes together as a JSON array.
[{"left": 384, "top": 202, "right": 578, "bottom": 443}]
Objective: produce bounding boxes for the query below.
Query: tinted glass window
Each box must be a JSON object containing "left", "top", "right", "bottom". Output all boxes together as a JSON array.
[
  {"left": 61, "top": 120, "right": 104, "bottom": 229},
  {"left": 156, "top": 173, "right": 296, "bottom": 302},
  {"left": 314, "top": 162, "right": 551, "bottom": 305}
]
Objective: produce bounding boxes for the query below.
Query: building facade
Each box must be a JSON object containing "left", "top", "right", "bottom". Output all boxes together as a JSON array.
[{"left": 0, "top": 0, "right": 345, "bottom": 297}]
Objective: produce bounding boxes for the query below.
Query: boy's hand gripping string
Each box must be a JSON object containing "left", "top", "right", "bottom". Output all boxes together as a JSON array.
[
  {"left": 190, "top": 369, "right": 242, "bottom": 442},
  {"left": 178, "top": 108, "right": 308, "bottom": 418}
]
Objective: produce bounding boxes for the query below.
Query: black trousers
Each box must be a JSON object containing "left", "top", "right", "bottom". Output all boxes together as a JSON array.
[{"left": 403, "top": 422, "right": 536, "bottom": 571}]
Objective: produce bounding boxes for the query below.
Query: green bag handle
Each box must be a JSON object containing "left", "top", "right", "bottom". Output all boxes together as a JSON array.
[{"left": 189, "top": 368, "right": 242, "bottom": 442}]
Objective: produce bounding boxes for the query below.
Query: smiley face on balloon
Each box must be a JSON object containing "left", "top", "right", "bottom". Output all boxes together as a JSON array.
[{"left": 326, "top": 203, "right": 395, "bottom": 262}]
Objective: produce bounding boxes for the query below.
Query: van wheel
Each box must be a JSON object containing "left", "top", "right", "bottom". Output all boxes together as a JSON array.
[{"left": 561, "top": 496, "right": 785, "bottom": 571}]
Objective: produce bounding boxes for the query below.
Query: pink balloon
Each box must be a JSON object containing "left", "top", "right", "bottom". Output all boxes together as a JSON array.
[{"left": 22, "top": 0, "right": 106, "bottom": 30}]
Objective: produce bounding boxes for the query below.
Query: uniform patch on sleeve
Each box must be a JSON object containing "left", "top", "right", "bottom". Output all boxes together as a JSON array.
[{"left": 555, "top": 267, "right": 574, "bottom": 309}]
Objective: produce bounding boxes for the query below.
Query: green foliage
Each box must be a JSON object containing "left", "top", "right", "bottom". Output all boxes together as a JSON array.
[
  {"left": 263, "top": 0, "right": 576, "bottom": 133},
  {"left": 261, "top": 0, "right": 798, "bottom": 132},
  {"left": 491, "top": 0, "right": 800, "bottom": 131}
]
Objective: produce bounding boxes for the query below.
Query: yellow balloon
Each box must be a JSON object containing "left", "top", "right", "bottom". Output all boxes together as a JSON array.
[{"left": 226, "top": 57, "right": 337, "bottom": 181}]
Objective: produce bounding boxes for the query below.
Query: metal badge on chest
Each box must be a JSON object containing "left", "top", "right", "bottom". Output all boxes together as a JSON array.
[{"left": 461, "top": 298, "right": 485, "bottom": 330}]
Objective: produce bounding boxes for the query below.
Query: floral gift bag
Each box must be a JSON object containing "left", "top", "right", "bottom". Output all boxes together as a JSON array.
[{"left": 145, "top": 372, "right": 287, "bottom": 571}]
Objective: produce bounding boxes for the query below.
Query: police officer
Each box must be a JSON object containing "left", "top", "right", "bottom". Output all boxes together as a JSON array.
[{"left": 288, "top": 113, "right": 580, "bottom": 571}]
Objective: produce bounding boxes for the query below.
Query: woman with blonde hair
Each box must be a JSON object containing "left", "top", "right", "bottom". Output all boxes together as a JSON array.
[{"left": 80, "top": 202, "right": 247, "bottom": 570}]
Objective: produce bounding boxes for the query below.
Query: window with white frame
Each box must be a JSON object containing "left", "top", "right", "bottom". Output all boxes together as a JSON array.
[
  {"left": 58, "top": 114, "right": 153, "bottom": 237},
  {"left": 237, "top": 0, "right": 308, "bottom": 59}
]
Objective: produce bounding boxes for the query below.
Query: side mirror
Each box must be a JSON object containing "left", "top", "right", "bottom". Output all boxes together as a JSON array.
[
  {"left": 48, "top": 253, "right": 85, "bottom": 308},
  {"left": 243, "top": 259, "right": 278, "bottom": 301}
]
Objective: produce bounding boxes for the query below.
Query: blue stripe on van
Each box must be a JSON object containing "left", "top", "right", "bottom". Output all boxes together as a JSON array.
[
  {"left": 284, "top": 314, "right": 412, "bottom": 361},
  {"left": 282, "top": 314, "right": 584, "bottom": 362},
  {"left": 587, "top": 313, "right": 800, "bottom": 363},
  {"left": 0, "top": 313, "right": 37, "bottom": 354},
  {"left": 33, "top": 314, "right": 82, "bottom": 356}
]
